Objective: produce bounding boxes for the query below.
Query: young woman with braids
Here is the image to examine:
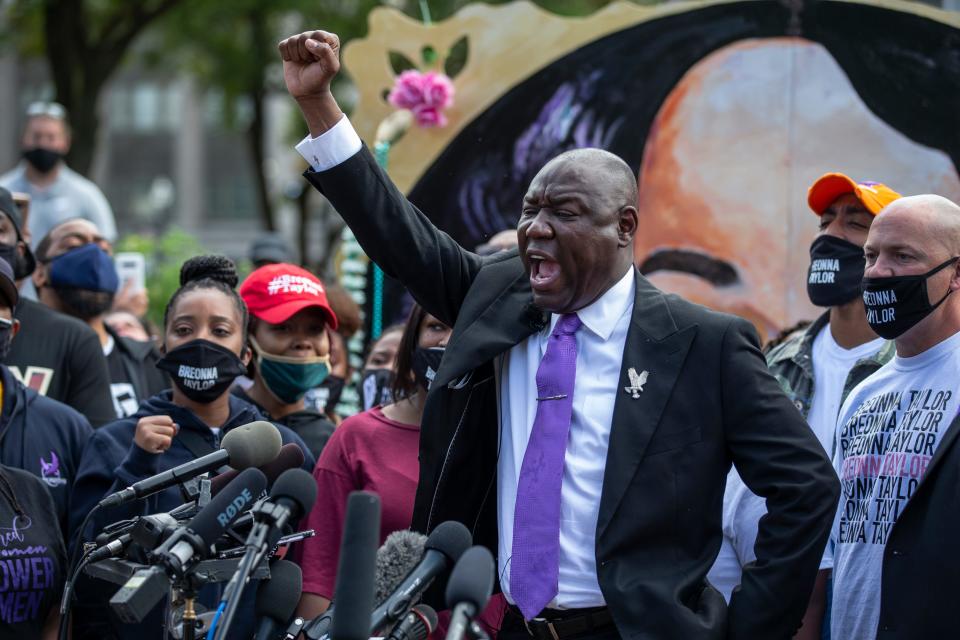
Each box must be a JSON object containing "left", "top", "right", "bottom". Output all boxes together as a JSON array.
[{"left": 69, "top": 256, "right": 315, "bottom": 640}]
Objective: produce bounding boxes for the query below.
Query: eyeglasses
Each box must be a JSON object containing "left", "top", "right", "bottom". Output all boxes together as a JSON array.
[{"left": 25, "top": 101, "right": 68, "bottom": 121}]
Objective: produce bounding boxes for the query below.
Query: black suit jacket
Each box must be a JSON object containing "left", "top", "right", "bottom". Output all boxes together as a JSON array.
[
  {"left": 875, "top": 411, "right": 960, "bottom": 638},
  {"left": 305, "top": 146, "right": 840, "bottom": 639}
]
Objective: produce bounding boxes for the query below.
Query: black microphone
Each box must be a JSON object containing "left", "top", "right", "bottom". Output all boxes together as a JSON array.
[
  {"left": 303, "top": 529, "right": 425, "bottom": 640},
  {"left": 254, "top": 559, "right": 302, "bottom": 640},
  {"left": 330, "top": 491, "right": 381, "bottom": 640},
  {"left": 109, "top": 469, "right": 267, "bottom": 623},
  {"left": 386, "top": 604, "right": 438, "bottom": 640},
  {"left": 153, "top": 467, "right": 267, "bottom": 577},
  {"left": 209, "top": 442, "right": 305, "bottom": 496},
  {"left": 251, "top": 468, "right": 318, "bottom": 549},
  {"left": 98, "top": 421, "right": 281, "bottom": 507},
  {"left": 444, "top": 546, "right": 495, "bottom": 640},
  {"left": 369, "top": 520, "right": 472, "bottom": 634}
]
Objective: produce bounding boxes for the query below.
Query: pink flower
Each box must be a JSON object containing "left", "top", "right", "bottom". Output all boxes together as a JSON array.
[
  {"left": 421, "top": 72, "right": 454, "bottom": 109},
  {"left": 388, "top": 69, "right": 454, "bottom": 127},
  {"left": 412, "top": 104, "right": 447, "bottom": 128}
]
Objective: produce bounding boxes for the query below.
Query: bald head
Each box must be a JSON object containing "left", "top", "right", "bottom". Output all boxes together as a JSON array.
[
  {"left": 878, "top": 194, "right": 960, "bottom": 256},
  {"left": 540, "top": 148, "right": 639, "bottom": 210}
]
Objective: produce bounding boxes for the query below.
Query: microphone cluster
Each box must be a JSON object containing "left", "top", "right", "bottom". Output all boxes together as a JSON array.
[{"left": 68, "top": 419, "right": 499, "bottom": 640}]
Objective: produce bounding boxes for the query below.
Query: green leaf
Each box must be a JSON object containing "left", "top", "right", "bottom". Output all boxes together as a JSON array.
[
  {"left": 444, "top": 36, "right": 469, "bottom": 79},
  {"left": 388, "top": 50, "right": 418, "bottom": 75}
]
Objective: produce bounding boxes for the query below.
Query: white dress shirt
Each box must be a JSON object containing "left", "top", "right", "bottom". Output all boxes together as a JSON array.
[{"left": 297, "top": 116, "right": 635, "bottom": 608}]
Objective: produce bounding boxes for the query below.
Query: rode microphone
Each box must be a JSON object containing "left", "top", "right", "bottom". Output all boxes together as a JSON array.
[
  {"left": 254, "top": 560, "right": 302, "bottom": 640},
  {"left": 209, "top": 442, "right": 305, "bottom": 496},
  {"left": 369, "top": 520, "right": 472, "bottom": 634},
  {"left": 98, "top": 421, "right": 281, "bottom": 507},
  {"left": 330, "top": 491, "right": 381, "bottom": 640},
  {"left": 109, "top": 469, "right": 267, "bottom": 623},
  {"left": 153, "top": 467, "right": 267, "bottom": 578},
  {"left": 444, "top": 546, "right": 495, "bottom": 640},
  {"left": 386, "top": 604, "right": 438, "bottom": 640}
]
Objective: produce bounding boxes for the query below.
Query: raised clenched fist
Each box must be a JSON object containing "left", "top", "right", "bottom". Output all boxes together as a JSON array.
[
  {"left": 278, "top": 30, "right": 341, "bottom": 100},
  {"left": 134, "top": 415, "right": 179, "bottom": 455}
]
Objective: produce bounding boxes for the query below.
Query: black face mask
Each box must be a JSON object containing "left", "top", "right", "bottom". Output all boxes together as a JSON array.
[
  {"left": 0, "top": 243, "right": 34, "bottom": 280},
  {"left": 360, "top": 368, "right": 394, "bottom": 411},
  {"left": 316, "top": 375, "right": 346, "bottom": 412},
  {"left": 22, "top": 147, "right": 62, "bottom": 174},
  {"left": 52, "top": 286, "right": 114, "bottom": 321},
  {"left": 411, "top": 346, "right": 445, "bottom": 391},
  {"left": 0, "top": 323, "right": 14, "bottom": 362},
  {"left": 156, "top": 339, "right": 248, "bottom": 403},
  {"left": 861, "top": 257, "right": 959, "bottom": 340},
  {"left": 807, "top": 235, "right": 866, "bottom": 307}
]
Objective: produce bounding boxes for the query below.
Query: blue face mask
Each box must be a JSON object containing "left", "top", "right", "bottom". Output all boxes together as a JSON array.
[
  {"left": 251, "top": 337, "right": 331, "bottom": 404},
  {"left": 48, "top": 243, "right": 119, "bottom": 293}
]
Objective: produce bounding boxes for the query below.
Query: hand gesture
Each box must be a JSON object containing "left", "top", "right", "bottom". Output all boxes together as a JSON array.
[
  {"left": 279, "top": 30, "right": 341, "bottom": 100},
  {"left": 134, "top": 415, "right": 179, "bottom": 455}
]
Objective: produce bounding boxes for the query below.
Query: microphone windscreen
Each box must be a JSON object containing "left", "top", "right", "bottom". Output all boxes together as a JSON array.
[
  {"left": 221, "top": 420, "right": 282, "bottom": 468},
  {"left": 425, "top": 521, "right": 472, "bottom": 564},
  {"left": 444, "top": 546, "right": 495, "bottom": 611},
  {"left": 330, "top": 491, "right": 381, "bottom": 640},
  {"left": 374, "top": 530, "right": 427, "bottom": 605},
  {"left": 256, "top": 559, "right": 302, "bottom": 622},
  {"left": 270, "top": 468, "right": 318, "bottom": 519},
  {"left": 209, "top": 442, "right": 305, "bottom": 495},
  {"left": 187, "top": 467, "right": 267, "bottom": 549}
]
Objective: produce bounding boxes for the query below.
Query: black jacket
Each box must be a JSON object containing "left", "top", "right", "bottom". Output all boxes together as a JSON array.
[
  {"left": 232, "top": 385, "right": 335, "bottom": 458},
  {"left": 305, "top": 146, "right": 840, "bottom": 640},
  {"left": 0, "top": 364, "right": 93, "bottom": 533},
  {"left": 7, "top": 298, "right": 116, "bottom": 426},
  {"left": 875, "top": 410, "right": 960, "bottom": 638}
]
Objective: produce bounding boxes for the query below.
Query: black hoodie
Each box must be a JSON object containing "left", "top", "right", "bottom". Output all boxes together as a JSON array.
[{"left": 0, "top": 364, "right": 93, "bottom": 534}]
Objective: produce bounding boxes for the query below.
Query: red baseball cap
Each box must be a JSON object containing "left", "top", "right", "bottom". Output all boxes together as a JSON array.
[{"left": 239, "top": 263, "right": 338, "bottom": 329}]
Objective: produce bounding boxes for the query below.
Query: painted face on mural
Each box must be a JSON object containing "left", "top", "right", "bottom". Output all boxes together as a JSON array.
[{"left": 518, "top": 150, "right": 638, "bottom": 313}]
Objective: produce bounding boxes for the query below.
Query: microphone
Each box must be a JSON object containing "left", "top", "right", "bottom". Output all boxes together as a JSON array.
[
  {"left": 98, "top": 421, "right": 281, "bottom": 507},
  {"left": 302, "top": 529, "right": 425, "bottom": 640},
  {"left": 153, "top": 467, "right": 267, "bottom": 578},
  {"left": 254, "top": 560, "right": 302, "bottom": 640},
  {"left": 444, "top": 546, "right": 495, "bottom": 640},
  {"left": 330, "top": 491, "right": 381, "bottom": 640},
  {"left": 386, "top": 604, "right": 437, "bottom": 640},
  {"left": 250, "top": 468, "right": 318, "bottom": 549},
  {"left": 209, "top": 442, "right": 305, "bottom": 496},
  {"left": 369, "top": 520, "right": 472, "bottom": 634},
  {"left": 375, "top": 530, "right": 427, "bottom": 605},
  {"left": 86, "top": 512, "right": 180, "bottom": 562},
  {"left": 109, "top": 469, "right": 267, "bottom": 623}
]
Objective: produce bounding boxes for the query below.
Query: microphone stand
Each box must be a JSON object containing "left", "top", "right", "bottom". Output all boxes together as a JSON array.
[{"left": 211, "top": 499, "right": 287, "bottom": 640}]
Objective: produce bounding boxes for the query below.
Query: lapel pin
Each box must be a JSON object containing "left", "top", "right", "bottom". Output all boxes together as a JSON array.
[{"left": 624, "top": 368, "right": 649, "bottom": 398}]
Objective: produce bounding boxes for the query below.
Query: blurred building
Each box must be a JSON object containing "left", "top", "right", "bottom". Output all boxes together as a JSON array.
[{"left": 0, "top": 54, "right": 343, "bottom": 265}]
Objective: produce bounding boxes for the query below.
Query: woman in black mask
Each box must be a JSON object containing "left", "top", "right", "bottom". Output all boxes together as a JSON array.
[
  {"left": 69, "top": 256, "right": 315, "bottom": 640},
  {"left": 295, "top": 304, "right": 451, "bottom": 619}
]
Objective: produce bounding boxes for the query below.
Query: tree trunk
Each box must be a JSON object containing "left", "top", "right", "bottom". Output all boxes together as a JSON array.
[{"left": 244, "top": 9, "right": 275, "bottom": 232}]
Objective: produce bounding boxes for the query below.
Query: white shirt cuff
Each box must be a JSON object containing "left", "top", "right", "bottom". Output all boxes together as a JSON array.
[{"left": 295, "top": 115, "right": 363, "bottom": 172}]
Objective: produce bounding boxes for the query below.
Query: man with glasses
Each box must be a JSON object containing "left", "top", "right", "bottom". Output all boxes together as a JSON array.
[{"left": 0, "top": 102, "right": 117, "bottom": 247}]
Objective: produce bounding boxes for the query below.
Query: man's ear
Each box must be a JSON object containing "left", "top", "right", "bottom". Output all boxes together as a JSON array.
[
  {"left": 10, "top": 319, "right": 20, "bottom": 340},
  {"left": 618, "top": 205, "right": 639, "bottom": 247},
  {"left": 32, "top": 261, "right": 47, "bottom": 289}
]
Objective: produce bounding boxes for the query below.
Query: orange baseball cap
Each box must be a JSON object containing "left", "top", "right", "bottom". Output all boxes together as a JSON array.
[{"left": 807, "top": 173, "right": 902, "bottom": 216}]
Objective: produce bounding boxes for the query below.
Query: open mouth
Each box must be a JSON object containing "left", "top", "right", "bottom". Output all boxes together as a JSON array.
[{"left": 529, "top": 254, "right": 561, "bottom": 290}]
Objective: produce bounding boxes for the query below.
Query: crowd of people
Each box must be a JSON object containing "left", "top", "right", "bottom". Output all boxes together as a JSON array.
[{"left": 0, "top": 26, "right": 958, "bottom": 640}]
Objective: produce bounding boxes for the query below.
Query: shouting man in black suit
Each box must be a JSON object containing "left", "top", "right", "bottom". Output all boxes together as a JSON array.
[{"left": 280, "top": 30, "right": 839, "bottom": 640}]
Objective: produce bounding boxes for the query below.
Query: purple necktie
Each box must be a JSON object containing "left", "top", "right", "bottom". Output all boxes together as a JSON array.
[{"left": 510, "top": 312, "right": 582, "bottom": 619}]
